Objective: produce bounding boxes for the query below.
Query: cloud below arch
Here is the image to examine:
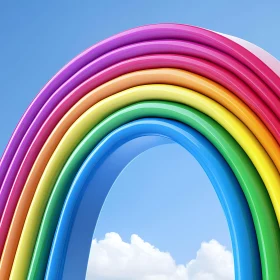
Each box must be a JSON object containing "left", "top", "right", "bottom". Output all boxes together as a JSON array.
[{"left": 86, "top": 232, "right": 234, "bottom": 280}]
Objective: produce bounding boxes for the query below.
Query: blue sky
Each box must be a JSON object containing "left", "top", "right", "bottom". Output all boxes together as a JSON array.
[
  {"left": 0, "top": 0, "right": 279, "bottom": 278},
  {"left": 94, "top": 144, "right": 230, "bottom": 263}
]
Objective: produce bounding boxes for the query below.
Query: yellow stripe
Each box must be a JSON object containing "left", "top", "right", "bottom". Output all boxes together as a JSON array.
[{"left": 11, "top": 84, "right": 280, "bottom": 279}]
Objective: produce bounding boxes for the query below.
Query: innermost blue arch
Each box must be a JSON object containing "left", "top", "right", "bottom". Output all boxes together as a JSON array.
[{"left": 46, "top": 118, "right": 261, "bottom": 280}]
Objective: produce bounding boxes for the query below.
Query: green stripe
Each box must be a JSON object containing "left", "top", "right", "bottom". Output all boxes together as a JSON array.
[{"left": 28, "top": 101, "right": 280, "bottom": 280}]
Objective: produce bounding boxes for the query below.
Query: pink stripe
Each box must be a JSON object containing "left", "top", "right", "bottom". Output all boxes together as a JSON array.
[{"left": 0, "top": 53, "right": 279, "bottom": 254}]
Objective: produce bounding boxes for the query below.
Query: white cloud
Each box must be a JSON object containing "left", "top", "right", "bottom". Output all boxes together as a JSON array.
[{"left": 86, "top": 232, "right": 234, "bottom": 280}]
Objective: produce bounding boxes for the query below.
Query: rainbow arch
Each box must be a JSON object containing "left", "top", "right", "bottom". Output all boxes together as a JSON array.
[{"left": 0, "top": 23, "right": 279, "bottom": 280}]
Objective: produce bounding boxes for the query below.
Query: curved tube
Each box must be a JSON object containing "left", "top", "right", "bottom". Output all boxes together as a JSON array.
[
  {"left": 1, "top": 60, "right": 279, "bottom": 261},
  {"left": 1, "top": 68, "right": 279, "bottom": 263},
  {"left": 43, "top": 118, "right": 261, "bottom": 279},
  {"left": 1, "top": 24, "right": 279, "bottom": 191},
  {"left": 0, "top": 23, "right": 279, "bottom": 280},
  {"left": 221, "top": 33, "right": 280, "bottom": 76},
  {"left": 2, "top": 54, "right": 279, "bottom": 232},
  {"left": 6, "top": 101, "right": 280, "bottom": 280},
  {"left": 3, "top": 84, "right": 279, "bottom": 278}
]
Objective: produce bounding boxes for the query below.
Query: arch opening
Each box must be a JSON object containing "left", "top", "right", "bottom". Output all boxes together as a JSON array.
[{"left": 88, "top": 140, "right": 232, "bottom": 279}]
